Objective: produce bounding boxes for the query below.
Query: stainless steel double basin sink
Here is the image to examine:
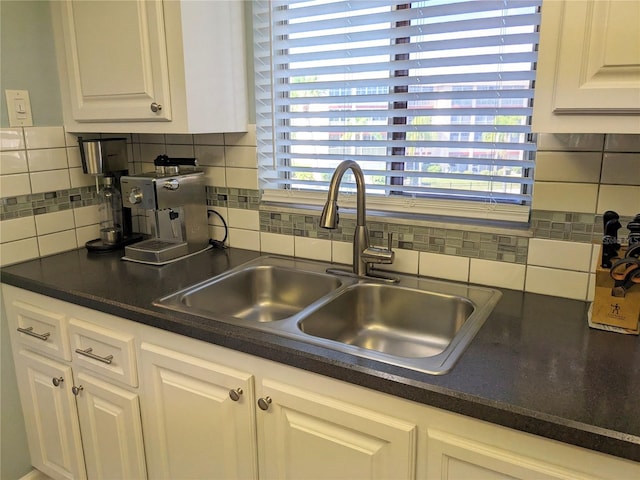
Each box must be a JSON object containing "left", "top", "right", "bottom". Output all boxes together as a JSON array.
[{"left": 155, "top": 256, "right": 502, "bottom": 374}]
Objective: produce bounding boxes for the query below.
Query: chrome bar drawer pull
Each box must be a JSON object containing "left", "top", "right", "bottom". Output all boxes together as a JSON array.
[
  {"left": 75, "top": 347, "right": 114, "bottom": 364},
  {"left": 17, "top": 326, "right": 51, "bottom": 341}
]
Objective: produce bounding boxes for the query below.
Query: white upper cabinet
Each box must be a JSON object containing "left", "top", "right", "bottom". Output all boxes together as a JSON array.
[
  {"left": 532, "top": 0, "right": 640, "bottom": 133},
  {"left": 51, "top": 0, "right": 248, "bottom": 134}
]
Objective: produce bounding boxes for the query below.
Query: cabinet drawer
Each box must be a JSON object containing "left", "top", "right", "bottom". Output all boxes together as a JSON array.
[
  {"left": 69, "top": 317, "right": 137, "bottom": 387},
  {"left": 12, "top": 300, "right": 71, "bottom": 361}
]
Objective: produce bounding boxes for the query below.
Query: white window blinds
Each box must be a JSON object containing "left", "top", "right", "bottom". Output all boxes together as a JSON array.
[{"left": 254, "top": 0, "right": 541, "bottom": 222}]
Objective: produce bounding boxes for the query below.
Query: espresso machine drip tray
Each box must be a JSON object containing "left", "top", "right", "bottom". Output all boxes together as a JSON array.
[{"left": 124, "top": 239, "right": 189, "bottom": 264}]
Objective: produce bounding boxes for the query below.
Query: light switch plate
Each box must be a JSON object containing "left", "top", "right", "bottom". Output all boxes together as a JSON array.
[{"left": 5, "top": 89, "right": 33, "bottom": 127}]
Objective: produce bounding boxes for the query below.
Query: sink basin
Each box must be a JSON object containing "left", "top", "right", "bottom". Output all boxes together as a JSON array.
[
  {"left": 156, "top": 259, "right": 343, "bottom": 322},
  {"left": 298, "top": 284, "right": 474, "bottom": 358},
  {"left": 155, "top": 256, "right": 501, "bottom": 375}
]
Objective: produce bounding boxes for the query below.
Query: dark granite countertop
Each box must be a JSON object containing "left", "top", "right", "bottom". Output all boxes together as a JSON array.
[{"left": 2, "top": 247, "right": 639, "bottom": 463}]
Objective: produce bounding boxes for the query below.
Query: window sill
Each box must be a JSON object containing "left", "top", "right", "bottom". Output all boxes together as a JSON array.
[
  {"left": 260, "top": 190, "right": 533, "bottom": 237},
  {"left": 260, "top": 201, "right": 534, "bottom": 238}
]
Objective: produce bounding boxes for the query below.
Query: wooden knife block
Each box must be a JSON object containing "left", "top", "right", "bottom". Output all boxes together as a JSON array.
[{"left": 589, "top": 245, "right": 640, "bottom": 334}]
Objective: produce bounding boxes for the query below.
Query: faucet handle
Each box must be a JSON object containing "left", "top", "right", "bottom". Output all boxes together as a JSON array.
[{"left": 362, "top": 232, "right": 394, "bottom": 265}]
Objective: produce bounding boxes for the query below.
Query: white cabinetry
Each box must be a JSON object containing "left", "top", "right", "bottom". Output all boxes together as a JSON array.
[
  {"left": 138, "top": 327, "right": 418, "bottom": 480},
  {"left": 50, "top": 0, "right": 247, "bottom": 134},
  {"left": 139, "top": 342, "right": 258, "bottom": 480},
  {"left": 2, "top": 285, "right": 146, "bottom": 480},
  {"left": 532, "top": 0, "right": 640, "bottom": 133}
]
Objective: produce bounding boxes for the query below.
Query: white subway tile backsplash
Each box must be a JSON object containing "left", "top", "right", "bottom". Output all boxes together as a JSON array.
[
  {"left": 227, "top": 208, "right": 259, "bottom": 230},
  {"left": 30, "top": 169, "right": 70, "bottom": 194},
  {"left": 378, "top": 248, "right": 419, "bottom": 275},
  {"left": 23, "top": 126, "right": 66, "bottom": 149},
  {"left": 138, "top": 134, "right": 165, "bottom": 144},
  {"left": 418, "top": 252, "right": 470, "bottom": 282},
  {"left": 261, "top": 232, "right": 294, "bottom": 256},
  {"left": 226, "top": 167, "right": 258, "bottom": 189},
  {"left": 536, "top": 133, "right": 604, "bottom": 151},
  {"left": 331, "top": 240, "right": 352, "bottom": 266},
  {"left": 0, "top": 128, "right": 25, "bottom": 151},
  {"left": 194, "top": 133, "right": 224, "bottom": 145},
  {"left": 469, "top": 259, "right": 526, "bottom": 290},
  {"left": 38, "top": 229, "right": 78, "bottom": 257},
  {"left": 531, "top": 182, "right": 598, "bottom": 213},
  {"left": 534, "top": 151, "right": 602, "bottom": 183},
  {"left": 527, "top": 238, "right": 592, "bottom": 272},
  {"left": 27, "top": 148, "right": 68, "bottom": 171},
  {"left": 0, "top": 150, "right": 28, "bottom": 174},
  {"left": 596, "top": 185, "right": 640, "bottom": 216},
  {"left": 76, "top": 224, "right": 100, "bottom": 246},
  {"left": 0, "top": 238, "right": 39, "bottom": 266},
  {"left": 225, "top": 126, "right": 257, "bottom": 147},
  {"left": 165, "top": 144, "right": 195, "bottom": 158},
  {"left": 165, "top": 134, "right": 194, "bottom": 145},
  {"left": 66, "top": 146, "right": 82, "bottom": 168},
  {"left": 227, "top": 228, "right": 260, "bottom": 251},
  {"left": 600, "top": 153, "right": 640, "bottom": 185},
  {"left": 202, "top": 166, "right": 226, "bottom": 187},
  {"left": 225, "top": 146, "right": 257, "bottom": 168},
  {"left": 294, "top": 236, "right": 331, "bottom": 262},
  {"left": 604, "top": 134, "right": 640, "bottom": 152},
  {"left": 0, "top": 216, "right": 36, "bottom": 243},
  {"left": 73, "top": 204, "right": 100, "bottom": 227},
  {"left": 35, "top": 210, "right": 76, "bottom": 236},
  {"left": 139, "top": 143, "right": 166, "bottom": 162},
  {"left": 194, "top": 145, "right": 225, "bottom": 167},
  {"left": 0, "top": 173, "right": 31, "bottom": 197},
  {"left": 69, "top": 167, "right": 98, "bottom": 188},
  {"left": 525, "top": 266, "right": 589, "bottom": 300}
]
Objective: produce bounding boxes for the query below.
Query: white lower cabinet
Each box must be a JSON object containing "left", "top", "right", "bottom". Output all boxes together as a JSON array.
[
  {"left": 3, "top": 284, "right": 147, "bottom": 480},
  {"left": 257, "top": 378, "right": 417, "bottom": 480},
  {"left": 139, "top": 342, "right": 258, "bottom": 480},
  {"left": 74, "top": 372, "right": 146, "bottom": 480},
  {"left": 13, "top": 348, "right": 86, "bottom": 480},
  {"left": 4, "top": 285, "right": 640, "bottom": 480}
]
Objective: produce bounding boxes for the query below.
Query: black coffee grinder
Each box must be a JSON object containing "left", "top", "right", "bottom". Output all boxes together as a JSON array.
[{"left": 78, "top": 137, "right": 143, "bottom": 251}]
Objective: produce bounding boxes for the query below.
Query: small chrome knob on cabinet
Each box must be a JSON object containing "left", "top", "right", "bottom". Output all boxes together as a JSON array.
[
  {"left": 257, "top": 396, "right": 272, "bottom": 411},
  {"left": 72, "top": 385, "right": 84, "bottom": 396},
  {"left": 229, "top": 388, "right": 243, "bottom": 402},
  {"left": 52, "top": 377, "right": 64, "bottom": 387},
  {"left": 150, "top": 102, "right": 163, "bottom": 113}
]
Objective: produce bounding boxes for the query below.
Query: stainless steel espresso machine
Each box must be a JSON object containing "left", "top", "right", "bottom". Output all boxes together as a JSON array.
[
  {"left": 79, "top": 137, "right": 144, "bottom": 251},
  {"left": 120, "top": 155, "right": 210, "bottom": 264}
]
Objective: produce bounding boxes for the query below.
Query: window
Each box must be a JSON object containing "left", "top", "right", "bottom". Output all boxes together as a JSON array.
[{"left": 254, "top": 0, "right": 541, "bottom": 223}]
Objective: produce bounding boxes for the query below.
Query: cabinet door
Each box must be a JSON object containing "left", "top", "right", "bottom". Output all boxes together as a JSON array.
[
  {"left": 139, "top": 342, "right": 258, "bottom": 480},
  {"left": 54, "top": 0, "right": 171, "bottom": 122},
  {"left": 14, "top": 349, "right": 87, "bottom": 480},
  {"left": 257, "top": 379, "right": 417, "bottom": 480},
  {"left": 426, "top": 429, "right": 598, "bottom": 480},
  {"left": 552, "top": 0, "right": 640, "bottom": 114},
  {"left": 74, "top": 371, "right": 147, "bottom": 480}
]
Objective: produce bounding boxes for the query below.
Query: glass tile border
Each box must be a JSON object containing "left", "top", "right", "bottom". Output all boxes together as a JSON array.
[{"left": 0, "top": 186, "right": 99, "bottom": 221}]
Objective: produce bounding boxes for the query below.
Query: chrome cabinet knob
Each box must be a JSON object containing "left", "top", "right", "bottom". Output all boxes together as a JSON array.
[
  {"left": 52, "top": 377, "right": 64, "bottom": 387},
  {"left": 229, "top": 388, "right": 243, "bottom": 402},
  {"left": 150, "top": 102, "right": 163, "bottom": 113},
  {"left": 257, "top": 396, "right": 272, "bottom": 411},
  {"left": 72, "top": 385, "right": 84, "bottom": 396}
]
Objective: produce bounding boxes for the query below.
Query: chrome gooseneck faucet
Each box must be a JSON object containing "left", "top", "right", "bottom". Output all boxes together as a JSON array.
[{"left": 320, "top": 160, "right": 397, "bottom": 282}]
